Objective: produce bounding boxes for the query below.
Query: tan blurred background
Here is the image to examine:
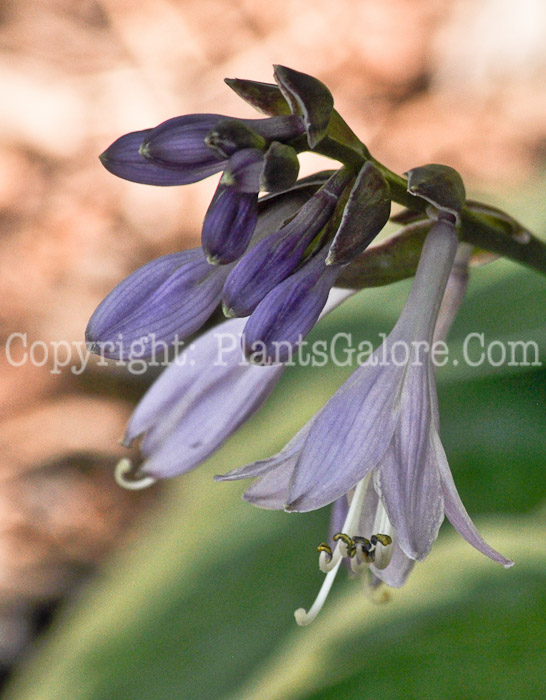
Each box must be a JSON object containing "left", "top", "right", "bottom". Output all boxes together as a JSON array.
[{"left": 0, "top": 0, "right": 545, "bottom": 678}]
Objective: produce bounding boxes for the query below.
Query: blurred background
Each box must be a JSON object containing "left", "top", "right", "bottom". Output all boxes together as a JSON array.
[{"left": 0, "top": 0, "right": 545, "bottom": 698}]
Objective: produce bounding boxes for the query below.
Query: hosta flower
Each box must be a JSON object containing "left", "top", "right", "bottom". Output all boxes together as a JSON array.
[
  {"left": 217, "top": 220, "right": 513, "bottom": 625},
  {"left": 116, "top": 316, "right": 284, "bottom": 483},
  {"left": 86, "top": 248, "right": 229, "bottom": 359},
  {"left": 115, "top": 288, "right": 353, "bottom": 487}
]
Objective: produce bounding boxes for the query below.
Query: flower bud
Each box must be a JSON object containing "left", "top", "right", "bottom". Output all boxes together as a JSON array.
[
  {"left": 224, "top": 77, "right": 291, "bottom": 116},
  {"left": 139, "top": 114, "right": 228, "bottom": 170},
  {"left": 260, "top": 142, "right": 300, "bottom": 193},
  {"left": 222, "top": 168, "right": 351, "bottom": 317},
  {"left": 220, "top": 148, "right": 265, "bottom": 193},
  {"left": 99, "top": 129, "right": 225, "bottom": 186},
  {"left": 243, "top": 247, "right": 341, "bottom": 364},
  {"left": 202, "top": 185, "right": 258, "bottom": 264},
  {"left": 326, "top": 162, "right": 391, "bottom": 265},
  {"left": 86, "top": 249, "right": 229, "bottom": 359},
  {"left": 205, "top": 119, "right": 267, "bottom": 159},
  {"left": 406, "top": 164, "right": 466, "bottom": 223}
]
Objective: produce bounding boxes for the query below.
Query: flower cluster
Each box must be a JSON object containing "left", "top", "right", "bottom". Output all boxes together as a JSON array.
[
  {"left": 89, "top": 66, "right": 514, "bottom": 625},
  {"left": 87, "top": 66, "right": 390, "bottom": 362}
]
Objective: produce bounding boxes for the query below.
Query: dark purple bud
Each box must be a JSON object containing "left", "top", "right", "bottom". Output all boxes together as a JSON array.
[
  {"left": 406, "top": 164, "right": 466, "bottom": 223},
  {"left": 99, "top": 129, "right": 224, "bottom": 186},
  {"left": 260, "top": 142, "right": 300, "bottom": 193},
  {"left": 221, "top": 148, "right": 264, "bottom": 193},
  {"left": 205, "top": 120, "right": 267, "bottom": 159},
  {"left": 202, "top": 184, "right": 259, "bottom": 264},
  {"left": 327, "top": 162, "right": 391, "bottom": 265},
  {"left": 224, "top": 78, "right": 291, "bottom": 116},
  {"left": 243, "top": 246, "right": 342, "bottom": 364},
  {"left": 86, "top": 249, "right": 229, "bottom": 359},
  {"left": 223, "top": 169, "right": 351, "bottom": 317},
  {"left": 273, "top": 65, "right": 334, "bottom": 148},
  {"left": 140, "top": 114, "right": 227, "bottom": 170}
]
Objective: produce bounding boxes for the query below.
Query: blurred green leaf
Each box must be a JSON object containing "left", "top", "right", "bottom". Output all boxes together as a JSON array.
[{"left": 299, "top": 565, "right": 546, "bottom": 700}]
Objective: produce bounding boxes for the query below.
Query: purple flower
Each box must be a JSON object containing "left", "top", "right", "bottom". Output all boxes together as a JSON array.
[
  {"left": 217, "top": 220, "right": 513, "bottom": 625},
  {"left": 99, "top": 118, "right": 227, "bottom": 186},
  {"left": 117, "top": 317, "right": 284, "bottom": 482},
  {"left": 222, "top": 169, "right": 352, "bottom": 317},
  {"left": 114, "top": 288, "right": 354, "bottom": 487},
  {"left": 202, "top": 184, "right": 259, "bottom": 265},
  {"left": 86, "top": 248, "right": 229, "bottom": 359},
  {"left": 242, "top": 245, "right": 343, "bottom": 364}
]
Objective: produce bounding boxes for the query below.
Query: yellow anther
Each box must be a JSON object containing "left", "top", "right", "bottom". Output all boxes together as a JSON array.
[
  {"left": 371, "top": 533, "right": 392, "bottom": 547},
  {"left": 333, "top": 532, "right": 354, "bottom": 547},
  {"left": 317, "top": 543, "right": 333, "bottom": 558}
]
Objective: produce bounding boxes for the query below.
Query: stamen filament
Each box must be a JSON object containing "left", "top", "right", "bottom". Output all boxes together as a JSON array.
[
  {"left": 320, "top": 473, "right": 371, "bottom": 572},
  {"left": 295, "top": 474, "right": 371, "bottom": 625},
  {"left": 294, "top": 556, "right": 343, "bottom": 626}
]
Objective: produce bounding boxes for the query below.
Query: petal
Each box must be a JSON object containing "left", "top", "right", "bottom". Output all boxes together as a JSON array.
[
  {"left": 141, "top": 114, "right": 227, "bottom": 165},
  {"left": 374, "top": 364, "right": 444, "bottom": 561},
  {"left": 123, "top": 316, "right": 247, "bottom": 444},
  {"left": 285, "top": 349, "right": 407, "bottom": 511},
  {"left": 202, "top": 186, "right": 259, "bottom": 264},
  {"left": 215, "top": 421, "right": 311, "bottom": 482},
  {"left": 328, "top": 495, "right": 350, "bottom": 545},
  {"left": 100, "top": 129, "right": 225, "bottom": 186},
  {"left": 126, "top": 317, "right": 285, "bottom": 479},
  {"left": 242, "top": 248, "right": 341, "bottom": 364},
  {"left": 370, "top": 542, "right": 415, "bottom": 588},
  {"left": 222, "top": 148, "right": 264, "bottom": 193},
  {"left": 86, "top": 249, "right": 229, "bottom": 358},
  {"left": 242, "top": 460, "right": 296, "bottom": 510},
  {"left": 433, "top": 431, "right": 514, "bottom": 568},
  {"left": 140, "top": 361, "right": 284, "bottom": 479}
]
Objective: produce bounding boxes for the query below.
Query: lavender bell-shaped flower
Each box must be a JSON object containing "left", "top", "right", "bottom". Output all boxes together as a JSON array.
[
  {"left": 86, "top": 248, "right": 229, "bottom": 359},
  {"left": 217, "top": 219, "right": 513, "bottom": 625},
  {"left": 115, "top": 316, "right": 284, "bottom": 485},
  {"left": 114, "top": 288, "right": 354, "bottom": 488}
]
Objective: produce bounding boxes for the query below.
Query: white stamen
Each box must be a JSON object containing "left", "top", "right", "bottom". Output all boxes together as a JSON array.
[
  {"left": 115, "top": 458, "right": 157, "bottom": 490},
  {"left": 295, "top": 556, "right": 343, "bottom": 626},
  {"left": 318, "top": 550, "right": 332, "bottom": 573},
  {"left": 295, "top": 474, "right": 371, "bottom": 625},
  {"left": 320, "top": 474, "right": 371, "bottom": 572}
]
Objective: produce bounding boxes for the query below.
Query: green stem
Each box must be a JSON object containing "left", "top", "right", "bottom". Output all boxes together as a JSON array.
[{"left": 312, "top": 140, "right": 546, "bottom": 277}]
